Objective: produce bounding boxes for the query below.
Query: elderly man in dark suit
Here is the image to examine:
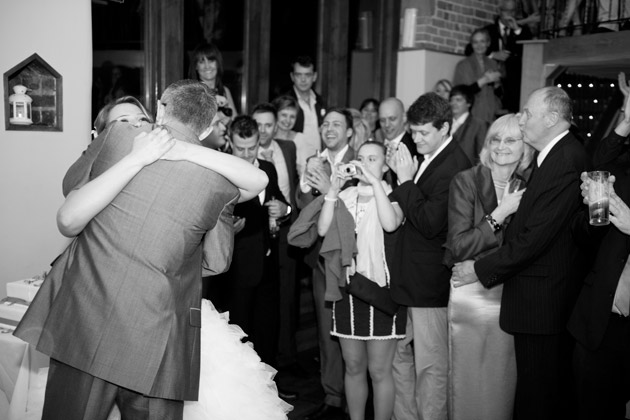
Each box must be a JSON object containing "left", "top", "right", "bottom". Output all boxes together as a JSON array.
[
  {"left": 14, "top": 80, "right": 261, "bottom": 420},
  {"left": 454, "top": 86, "right": 592, "bottom": 420},
  {"left": 569, "top": 81, "right": 630, "bottom": 420},
  {"left": 387, "top": 92, "right": 471, "bottom": 420}
]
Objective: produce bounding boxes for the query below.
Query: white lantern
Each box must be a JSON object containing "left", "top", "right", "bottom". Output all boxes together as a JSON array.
[{"left": 9, "top": 85, "right": 33, "bottom": 125}]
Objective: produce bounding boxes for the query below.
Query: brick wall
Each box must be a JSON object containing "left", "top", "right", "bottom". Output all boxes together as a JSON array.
[{"left": 405, "top": 0, "right": 499, "bottom": 54}]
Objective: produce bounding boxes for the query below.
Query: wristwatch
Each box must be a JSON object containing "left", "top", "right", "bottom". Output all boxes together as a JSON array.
[{"left": 484, "top": 214, "right": 502, "bottom": 232}]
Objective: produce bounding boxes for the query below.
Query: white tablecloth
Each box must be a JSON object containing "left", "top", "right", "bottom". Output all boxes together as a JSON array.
[{"left": 0, "top": 332, "right": 48, "bottom": 420}]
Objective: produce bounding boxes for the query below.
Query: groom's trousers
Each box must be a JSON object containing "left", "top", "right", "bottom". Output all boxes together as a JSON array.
[{"left": 42, "top": 358, "right": 184, "bottom": 420}]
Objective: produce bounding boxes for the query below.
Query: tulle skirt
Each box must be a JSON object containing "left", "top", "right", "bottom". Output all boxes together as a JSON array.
[
  {"left": 183, "top": 299, "right": 293, "bottom": 420},
  {"left": 448, "top": 280, "right": 516, "bottom": 420}
]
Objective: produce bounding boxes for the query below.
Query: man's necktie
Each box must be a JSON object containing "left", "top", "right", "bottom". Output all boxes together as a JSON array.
[
  {"left": 527, "top": 157, "right": 539, "bottom": 183},
  {"left": 613, "top": 253, "right": 630, "bottom": 316},
  {"left": 385, "top": 140, "right": 397, "bottom": 162},
  {"left": 501, "top": 27, "right": 510, "bottom": 50}
]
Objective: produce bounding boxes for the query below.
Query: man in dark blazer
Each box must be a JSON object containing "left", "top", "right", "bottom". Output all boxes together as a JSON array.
[
  {"left": 251, "top": 103, "right": 302, "bottom": 373},
  {"left": 387, "top": 92, "right": 471, "bottom": 420},
  {"left": 465, "top": 0, "right": 533, "bottom": 113},
  {"left": 379, "top": 97, "right": 419, "bottom": 186},
  {"left": 570, "top": 173, "right": 630, "bottom": 420},
  {"left": 14, "top": 80, "right": 242, "bottom": 420},
  {"left": 297, "top": 108, "right": 356, "bottom": 420},
  {"left": 569, "top": 100, "right": 630, "bottom": 420},
  {"left": 221, "top": 115, "right": 290, "bottom": 372},
  {"left": 450, "top": 84, "right": 488, "bottom": 165},
  {"left": 454, "top": 86, "right": 592, "bottom": 420}
]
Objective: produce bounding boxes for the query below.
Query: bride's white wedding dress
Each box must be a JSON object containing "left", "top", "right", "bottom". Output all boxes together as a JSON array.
[
  {"left": 183, "top": 299, "right": 293, "bottom": 420},
  {"left": 106, "top": 299, "right": 291, "bottom": 420}
]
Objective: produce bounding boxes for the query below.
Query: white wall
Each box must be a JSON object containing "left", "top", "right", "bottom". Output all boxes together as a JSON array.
[
  {"left": 0, "top": 0, "right": 92, "bottom": 298},
  {"left": 395, "top": 49, "right": 462, "bottom": 109}
]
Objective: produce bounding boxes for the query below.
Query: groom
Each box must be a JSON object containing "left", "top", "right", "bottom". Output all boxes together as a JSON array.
[{"left": 15, "top": 80, "right": 241, "bottom": 420}]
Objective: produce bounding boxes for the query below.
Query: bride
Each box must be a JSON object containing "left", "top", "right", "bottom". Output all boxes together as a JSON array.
[{"left": 50, "top": 118, "right": 292, "bottom": 420}]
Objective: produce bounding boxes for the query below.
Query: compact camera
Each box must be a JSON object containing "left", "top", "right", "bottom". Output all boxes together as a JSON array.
[{"left": 339, "top": 163, "right": 357, "bottom": 177}]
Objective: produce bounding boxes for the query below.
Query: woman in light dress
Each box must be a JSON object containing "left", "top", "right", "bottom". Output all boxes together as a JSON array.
[
  {"left": 445, "top": 114, "right": 534, "bottom": 420},
  {"left": 318, "top": 142, "right": 406, "bottom": 420}
]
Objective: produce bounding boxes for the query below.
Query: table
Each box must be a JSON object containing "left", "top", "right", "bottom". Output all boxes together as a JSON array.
[
  {"left": 0, "top": 331, "right": 48, "bottom": 420},
  {"left": 0, "top": 331, "right": 124, "bottom": 420}
]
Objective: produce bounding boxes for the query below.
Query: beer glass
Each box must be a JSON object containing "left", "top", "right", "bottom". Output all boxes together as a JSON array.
[{"left": 587, "top": 171, "right": 610, "bottom": 226}]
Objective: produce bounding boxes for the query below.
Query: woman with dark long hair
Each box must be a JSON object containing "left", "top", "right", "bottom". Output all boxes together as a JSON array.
[{"left": 189, "top": 43, "right": 237, "bottom": 117}]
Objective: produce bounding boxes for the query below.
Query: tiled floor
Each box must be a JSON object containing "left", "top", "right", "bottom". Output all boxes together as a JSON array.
[
  {"left": 276, "top": 349, "right": 328, "bottom": 420},
  {"left": 276, "top": 348, "right": 376, "bottom": 420},
  {"left": 277, "top": 279, "right": 331, "bottom": 420}
]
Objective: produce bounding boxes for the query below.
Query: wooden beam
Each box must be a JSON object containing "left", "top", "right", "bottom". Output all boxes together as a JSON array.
[
  {"left": 317, "top": 0, "right": 350, "bottom": 107},
  {"left": 144, "top": 0, "right": 184, "bottom": 115},
  {"left": 144, "top": 0, "right": 159, "bottom": 114},
  {"left": 544, "top": 31, "right": 630, "bottom": 66},
  {"left": 242, "top": 0, "right": 271, "bottom": 113},
  {"left": 161, "top": 0, "right": 184, "bottom": 88},
  {"left": 519, "top": 39, "right": 548, "bottom": 108},
  {"left": 374, "top": 0, "right": 400, "bottom": 99}
]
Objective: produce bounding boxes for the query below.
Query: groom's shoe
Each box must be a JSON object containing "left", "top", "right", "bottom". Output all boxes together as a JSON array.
[
  {"left": 277, "top": 386, "right": 299, "bottom": 401},
  {"left": 302, "top": 403, "right": 345, "bottom": 420}
]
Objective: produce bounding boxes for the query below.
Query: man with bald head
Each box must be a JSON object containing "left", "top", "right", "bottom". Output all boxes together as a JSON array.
[
  {"left": 379, "top": 97, "right": 418, "bottom": 185},
  {"left": 453, "top": 86, "right": 591, "bottom": 419}
]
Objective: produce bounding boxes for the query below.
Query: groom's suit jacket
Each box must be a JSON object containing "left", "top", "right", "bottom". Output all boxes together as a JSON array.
[
  {"left": 15, "top": 121, "right": 239, "bottom": 400},
  {"left": 475, "top": 132, "right": 591, "bottom": 334}
]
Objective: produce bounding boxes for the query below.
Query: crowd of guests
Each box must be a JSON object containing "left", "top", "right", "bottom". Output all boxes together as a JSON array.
[{"left": 14, "top": 1, "right": 630, "bottom": 419}]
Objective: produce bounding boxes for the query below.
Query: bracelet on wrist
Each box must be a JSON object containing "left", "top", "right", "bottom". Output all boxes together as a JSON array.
[
  {"left": 484, "top": 214, "right": 502, "bottom": 232},
  {"left": 324, "top": 196, "right": 338, "bottom": 202}
]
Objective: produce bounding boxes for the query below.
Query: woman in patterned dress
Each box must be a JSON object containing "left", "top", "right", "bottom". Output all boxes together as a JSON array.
[{"left": 317, "top": 141, "right": 406, "bottom": 420}]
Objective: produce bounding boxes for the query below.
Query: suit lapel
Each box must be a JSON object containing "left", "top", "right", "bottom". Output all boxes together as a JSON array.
[
  {"left": 507, "top": 134, "right": 571, "bottom": 237},
  {"left": 416, "top": 140, "right": 455, "bottom": 184},
  {"left": 276, "top": 140, "right": 297, "bottom": 204},
  {"left": 475, "top": 166, "right": 498, "bottom": 214},
  {"left": 535, "top": 133, "right": 570, "bottom": 172}
]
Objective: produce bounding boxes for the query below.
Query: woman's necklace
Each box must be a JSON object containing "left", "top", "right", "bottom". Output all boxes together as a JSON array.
[
  {"left": 492, "top": 170, "right": 510, "bottom": 205},
  {"left": 493, "top": 178, "right": 508, "bottom": 190}
]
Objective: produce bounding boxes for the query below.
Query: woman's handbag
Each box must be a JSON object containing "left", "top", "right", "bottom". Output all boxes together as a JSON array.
[{"left": 346, "top": 272, "right": 399, "bottom": 316}]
